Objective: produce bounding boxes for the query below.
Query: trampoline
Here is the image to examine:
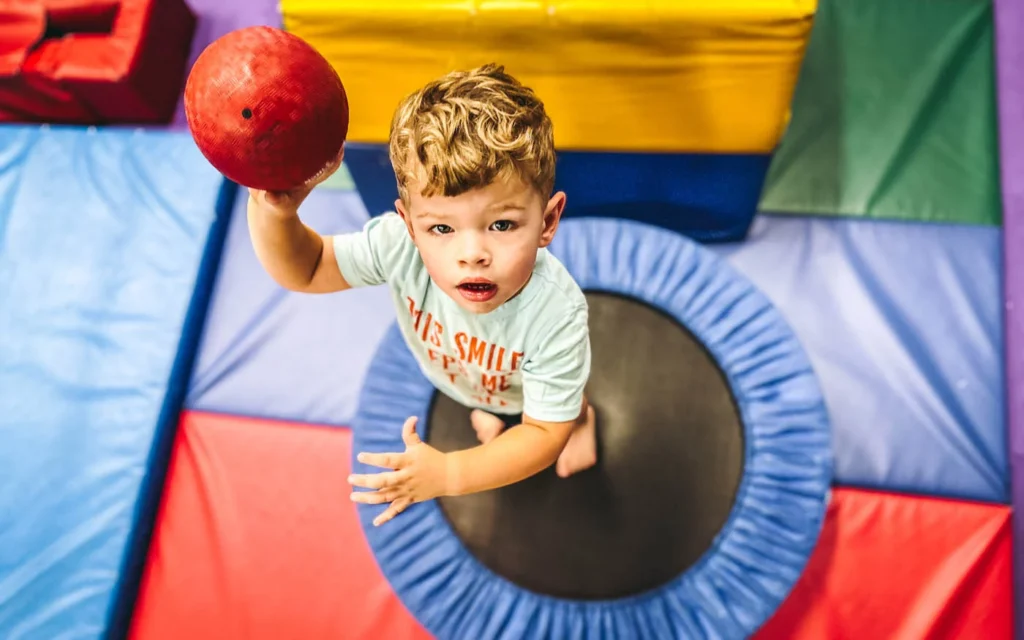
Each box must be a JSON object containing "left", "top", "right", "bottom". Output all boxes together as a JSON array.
[
  {"left": 428, "top": 292, "right": 744, "bottom": 601},
  {"left": 352, "top": 217, "right": 833, "bottom": 639}
]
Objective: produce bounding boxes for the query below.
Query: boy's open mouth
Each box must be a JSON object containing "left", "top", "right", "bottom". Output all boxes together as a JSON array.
[{"left": 457, "top": 279, "right": 498, "bottom": 302}]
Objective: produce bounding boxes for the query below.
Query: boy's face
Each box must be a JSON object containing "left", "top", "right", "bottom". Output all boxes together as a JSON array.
[{"left": 395, "top": 172, "right": 566, "bottom": 314}]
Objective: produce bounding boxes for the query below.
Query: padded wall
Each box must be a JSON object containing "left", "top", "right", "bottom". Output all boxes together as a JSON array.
[
  {"left": 281, "top": 1, "right": 815, "bottom": 153},
  {"left": 993, "top": 0, "right": 1024, "bottom": 634},
  {"left": 759, "top": 0, "right": 1000, "bottom": 225},
  {"left": 343, "top": 143, "right": 773, "bottom": 243},
  {"left": 285, "top": 0, "right": 818, "bottom": 243},
  {"left": 0, "top": 125, "right": 232, "bottom": 638}
]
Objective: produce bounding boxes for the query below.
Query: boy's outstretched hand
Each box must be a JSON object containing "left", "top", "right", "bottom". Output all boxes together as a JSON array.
[
  {"left": 248, "top": 149, "right": 343, "bottom": 217},
  {"left": 349, "top": 416, "right": 451, "bottom": 527}
]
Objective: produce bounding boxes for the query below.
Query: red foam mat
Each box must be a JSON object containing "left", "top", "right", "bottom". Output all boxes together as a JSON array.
[
  {"left": 756, "top": 488, "right": 1013, "bottom": 639},
  {"left": 130, "top": 411, "right": 431, "bottom": 640},
  {"left": 131, "top": 412, "right": 1012, "bottom": 639}
]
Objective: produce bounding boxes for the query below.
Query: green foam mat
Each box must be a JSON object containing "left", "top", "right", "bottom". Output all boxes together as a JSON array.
[
  {"left": 318, "top": 162, "right": 356, "bottom": 191},
  {"left": 758, "top": 0, "right": 1000, "bottom": 225}
]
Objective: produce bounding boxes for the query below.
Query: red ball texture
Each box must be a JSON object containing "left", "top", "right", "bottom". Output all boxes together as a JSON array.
[{"left": 184, "top": 26, "right": 348, "bottom": 191}]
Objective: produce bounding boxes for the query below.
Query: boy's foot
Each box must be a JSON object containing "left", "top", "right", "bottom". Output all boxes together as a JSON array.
[
  {"left": 556, "top": 405, "right": 597, "bottom": 478},
  {"left": 470, "top": 409, "right": 505, "bottom": 444}
]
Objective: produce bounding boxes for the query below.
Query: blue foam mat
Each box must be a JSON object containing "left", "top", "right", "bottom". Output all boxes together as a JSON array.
[
  {"left": 0, "top": 125, "right": 233, "bottom": 638},
  {"left": 188, "top": 184, "right": 1004, "bottom": 503}
]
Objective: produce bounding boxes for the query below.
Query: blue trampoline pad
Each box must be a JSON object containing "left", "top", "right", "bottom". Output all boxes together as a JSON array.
[
  {"left": 184, "top": 181, "right": 395, "bottom": 426},
  {"left": 711, "top": 214, "right": 1005, "bottom": 503},
  {"left": 0, "top": 125, "right": 233, "bottom": 637}
]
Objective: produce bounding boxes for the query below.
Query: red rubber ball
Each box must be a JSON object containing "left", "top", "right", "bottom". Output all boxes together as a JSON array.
[{"left": 184, "top": 26, "right": 348, "bottom": 191}]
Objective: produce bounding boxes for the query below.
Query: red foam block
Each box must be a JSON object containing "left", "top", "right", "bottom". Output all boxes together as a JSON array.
[
  {"left": 0, "top": 0, "right": 195, "bottom": 124},
  {"left": 0, "top": 1, "right": 44, "bottom": 72},
  {"left": 755, "top": 487, "right": 1013, "bottom": 639},
  {"left": 130, "top": 411, "right": 431, "bottom": 640}
]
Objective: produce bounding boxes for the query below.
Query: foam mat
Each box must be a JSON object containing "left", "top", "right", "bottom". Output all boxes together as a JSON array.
[
  {"left": 130, "top": 412, "right": 431, "bottom": 640},
  {"left": 756, "top": 488, "right": 1012, "bottom": 638},
  {"left": 0, "top": 125, "right": 232, "bottom": 638}
]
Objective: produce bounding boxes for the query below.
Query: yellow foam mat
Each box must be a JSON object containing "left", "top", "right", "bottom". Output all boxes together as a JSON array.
[{"left": 283, "top": 1, "right": 816, "bottom": 153}]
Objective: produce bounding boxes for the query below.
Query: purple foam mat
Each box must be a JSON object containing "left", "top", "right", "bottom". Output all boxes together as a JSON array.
[
  {"left": 184, "top": 185, "right": 396, "bottom": 426},
  {"left": 711, "top": 214, "right": 1004, "bottom": 504},
  {"left": 172, "top": 0, "right": 283, "bottom": 128},
  {"left": 994, "top": 0, "right": 1024, "bottom": 636}
]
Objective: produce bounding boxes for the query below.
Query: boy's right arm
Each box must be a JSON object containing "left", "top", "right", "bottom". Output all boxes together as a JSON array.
[{"left": 246, "top": 188, "right": 351, "bottom": 294}]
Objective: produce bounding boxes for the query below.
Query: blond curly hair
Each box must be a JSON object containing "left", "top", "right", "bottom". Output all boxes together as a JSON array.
[{"left": 388, "top": 64, "right": 556, "bottom": 203}]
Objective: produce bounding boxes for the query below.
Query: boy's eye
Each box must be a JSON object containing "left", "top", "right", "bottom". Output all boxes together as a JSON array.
[
  {"left": 491, "top": 220, "right": 515, "bottom": 232},
  {"left": 430, "top": 224, "right": 454, "bottom": 235}
]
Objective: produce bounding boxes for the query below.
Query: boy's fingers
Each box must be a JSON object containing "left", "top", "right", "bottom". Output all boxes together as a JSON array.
[
  {"left": 401, "top": 416, "right": 421, "bottom": 446},
  {"left": 264, "top": 191, "right": 287, "bottom": 206},
  {"left": 348, "top": 470, "right": 401, "bottom": 490},
  {"left": 357, "top": 451, "right": 402, "bottom": 469},
  {"left": 350, "top": 490, "right": 392, "bottom": 505},
  {"left": 373, "top": 497, "right": 411, "bottom": 527}
]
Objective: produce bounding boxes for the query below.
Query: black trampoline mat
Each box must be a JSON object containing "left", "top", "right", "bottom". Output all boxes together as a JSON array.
[{"left": 426, "top": 292, "right": 745, "bottom": 600}]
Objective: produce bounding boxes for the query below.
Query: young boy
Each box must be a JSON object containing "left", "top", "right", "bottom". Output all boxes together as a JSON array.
[{"left": 247, "top": 64, "right": 597, "bottom": 526}]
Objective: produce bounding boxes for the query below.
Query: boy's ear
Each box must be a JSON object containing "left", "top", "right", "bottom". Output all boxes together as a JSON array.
[
  {"left": 395, "top": 198, "right": 415, "bottom": 238},
  {"left": 539, "top": 191, "right": 567, "bottom": 248}
]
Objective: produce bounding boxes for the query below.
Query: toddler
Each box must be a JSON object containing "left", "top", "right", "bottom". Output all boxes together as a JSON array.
[{"left": 247, "top": 64, "right": 597, "bottom": 526}]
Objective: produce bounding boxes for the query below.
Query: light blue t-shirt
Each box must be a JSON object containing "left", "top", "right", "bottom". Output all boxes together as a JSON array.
[{"left": 334, "top": 213, "right": 590, "bottom": 423}]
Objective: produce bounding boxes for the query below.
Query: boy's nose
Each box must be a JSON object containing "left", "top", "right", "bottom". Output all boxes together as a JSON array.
[{"left": 459, "top": 236, "right": 490, "bottom": 266}]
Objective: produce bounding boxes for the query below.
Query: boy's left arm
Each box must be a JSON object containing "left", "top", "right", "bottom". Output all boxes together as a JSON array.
[
  {"left": 447, "top": 411, "right": 576, "bottom": 493},
  {"left": 349, "top": 309, "right": 590, "bottom": 526}
]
